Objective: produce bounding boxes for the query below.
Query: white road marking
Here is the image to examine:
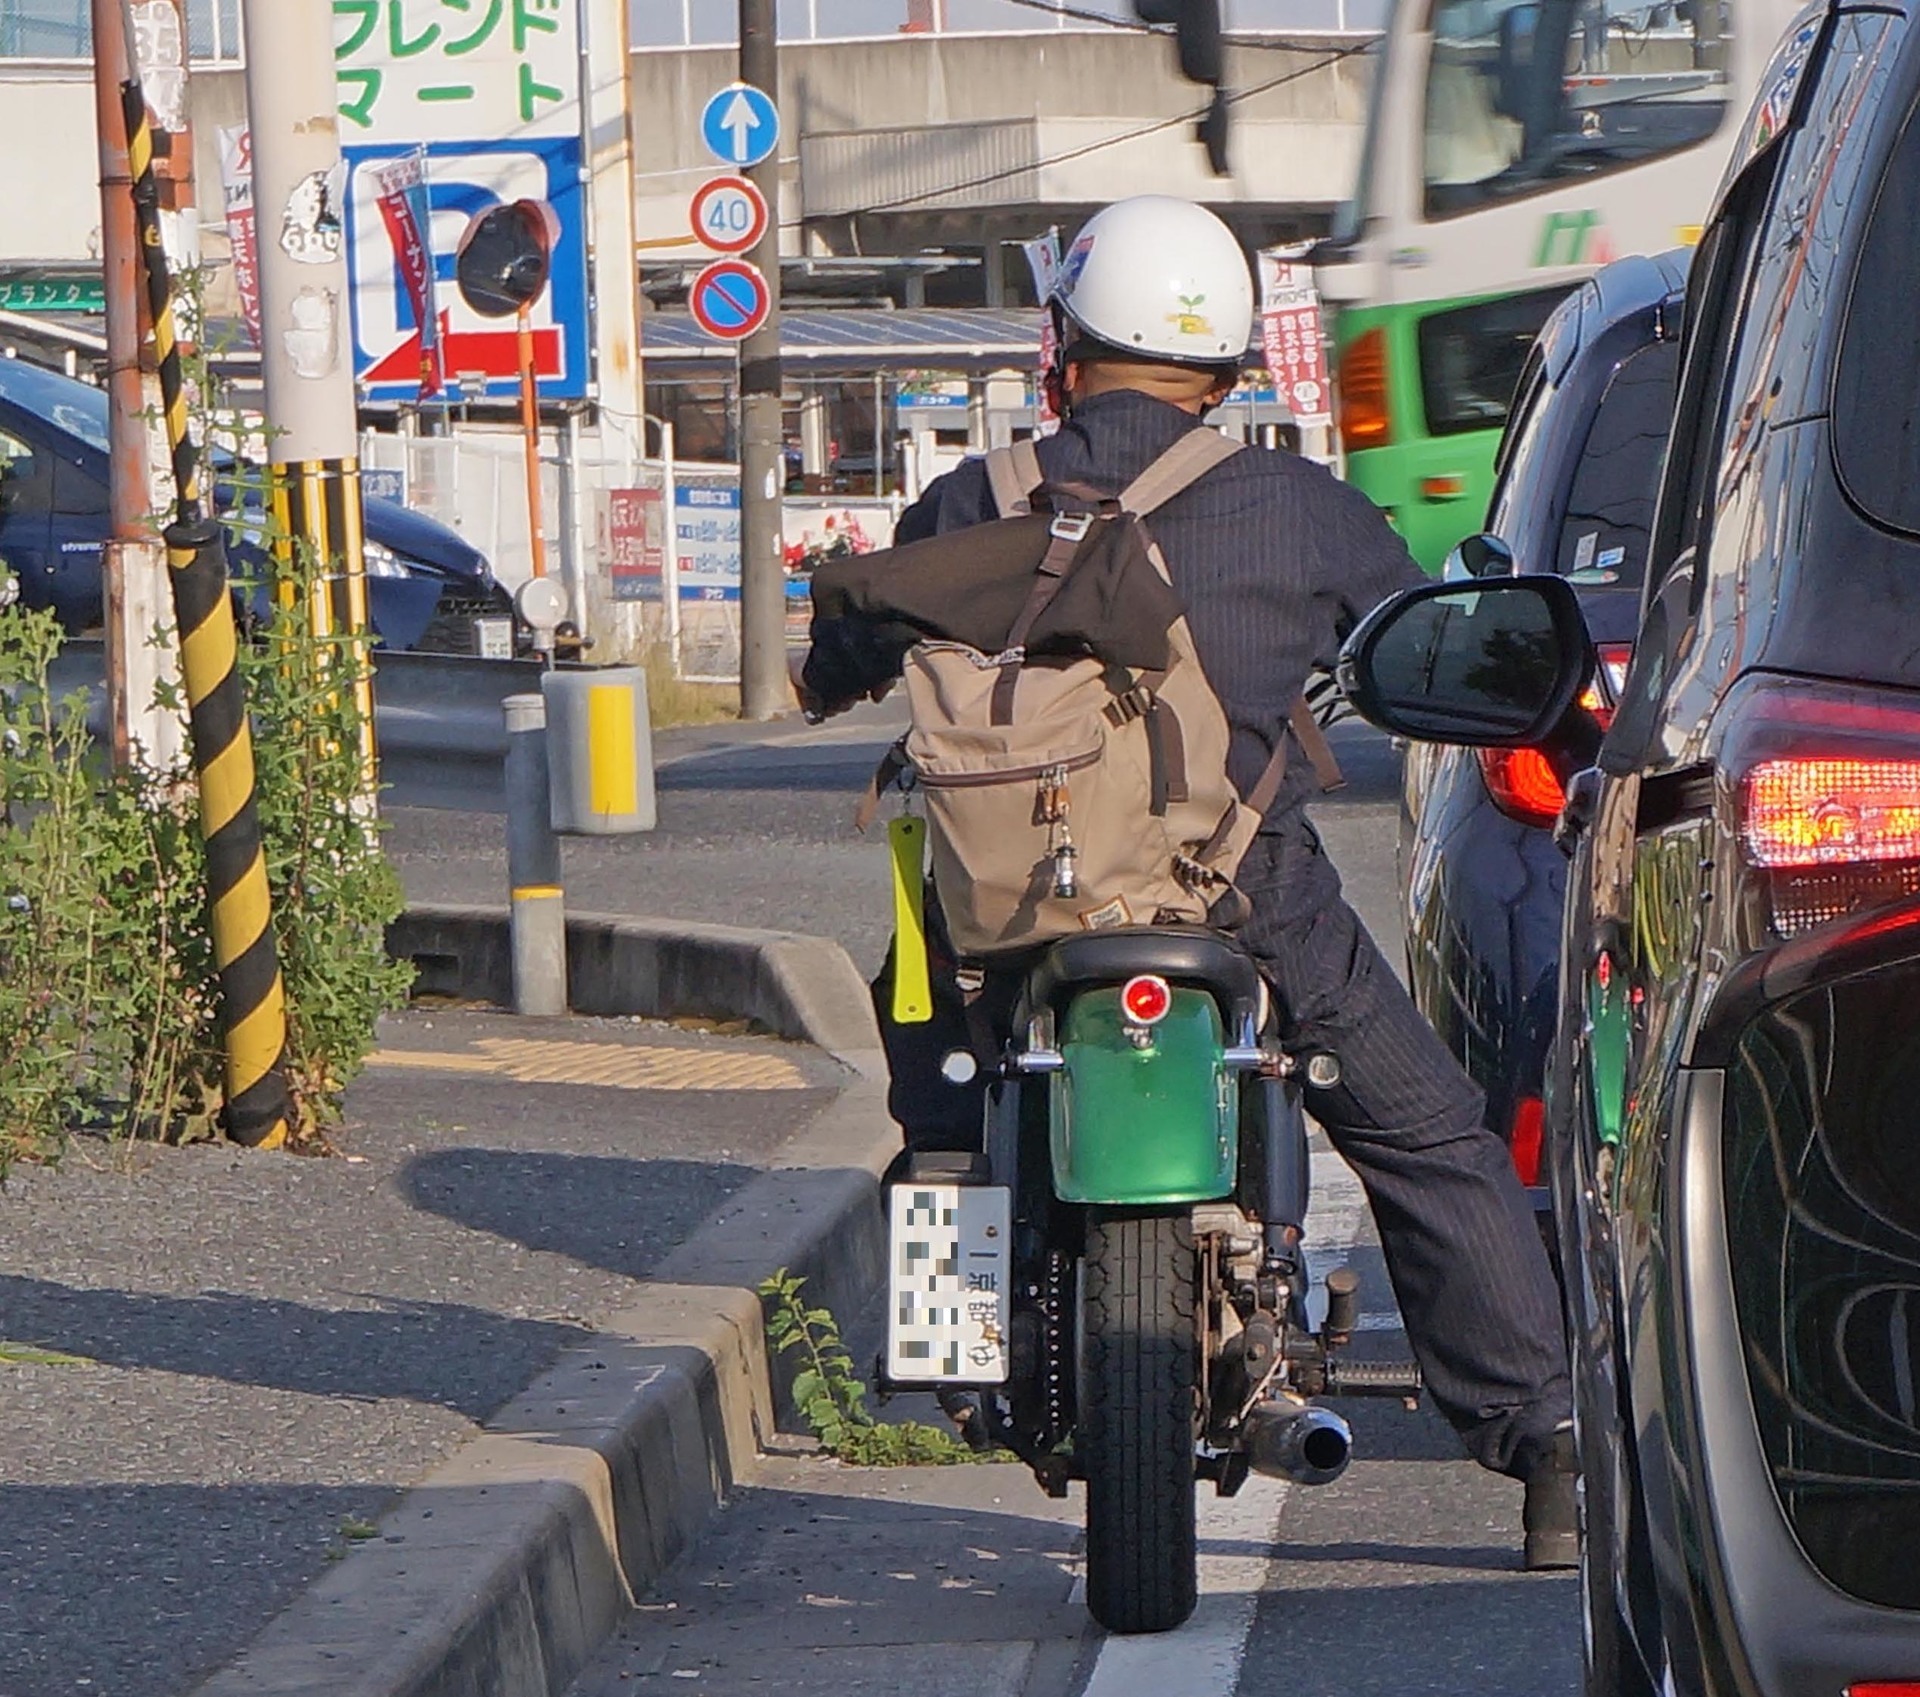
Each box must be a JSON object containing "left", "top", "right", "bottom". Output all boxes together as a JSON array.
[
  {"left": 1077, "top": 1474, "right": 1292, "bottom": 1697},
  {"left": 1076, "top": 1162, "right": 1392, "bottom": 1697}
]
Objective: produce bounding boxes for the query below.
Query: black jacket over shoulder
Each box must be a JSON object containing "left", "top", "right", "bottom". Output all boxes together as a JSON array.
[{"left": 808, "top": 389, "right": 1423, "bottom": 825}]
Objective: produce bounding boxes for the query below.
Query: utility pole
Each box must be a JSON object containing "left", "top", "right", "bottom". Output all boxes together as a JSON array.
[
  {"left": 91, "top": 0, "right": 183, "bottom": 773},
  {"left": 238, "top": 0, "right": 375, "bottom": 790},
  {"left": 737, "top": 0, "right": 786, "bottom": 720}
]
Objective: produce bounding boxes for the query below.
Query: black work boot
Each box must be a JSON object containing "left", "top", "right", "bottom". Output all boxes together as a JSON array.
[{"left": 1522, "top": 1421, "right": 1579, "bottom": 1571}]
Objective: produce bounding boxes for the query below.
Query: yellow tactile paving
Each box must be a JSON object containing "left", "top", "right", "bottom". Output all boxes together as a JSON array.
[{"left": 369, "top": 1034, "right": 812, "bottom": 1092}]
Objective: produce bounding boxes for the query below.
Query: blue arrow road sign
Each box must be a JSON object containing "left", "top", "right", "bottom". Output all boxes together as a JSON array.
[{"left": 700, "top": 83, "right": 780, "bottom": 169}]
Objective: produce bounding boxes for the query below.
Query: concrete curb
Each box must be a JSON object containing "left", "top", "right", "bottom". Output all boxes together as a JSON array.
[
  {"left": 194, "top": 921, "right": 896, "bottom": 1697},
  {"left": 389, "top": 902, "right": 884, "bottom": 1059}
]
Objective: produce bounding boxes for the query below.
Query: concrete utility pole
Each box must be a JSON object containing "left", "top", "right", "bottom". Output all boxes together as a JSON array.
[
  {"left": 237, "top": 0, "right": 375, "bottom": 786},
  {"left": 737, "top": 0, "right": 786, "bottom": 720},
  {"left": 91, "top": 0, "right": 184, "bottom": 773}
]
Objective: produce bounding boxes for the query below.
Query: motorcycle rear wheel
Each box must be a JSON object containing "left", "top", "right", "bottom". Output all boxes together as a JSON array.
[{"left": 1081, "top": 1208, "right": 1199, "bottom": 1634}]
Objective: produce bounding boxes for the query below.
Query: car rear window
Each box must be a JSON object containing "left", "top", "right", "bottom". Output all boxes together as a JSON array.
[
  {"left": 1835, "top": 94, "right": 1920, "bottom": 533},
  {"left": 1417, "top": 286, "right": 1571, "bottom": 437},
  {"left": 1552, "top": 339, "right": 1679, "bottom": 586}
]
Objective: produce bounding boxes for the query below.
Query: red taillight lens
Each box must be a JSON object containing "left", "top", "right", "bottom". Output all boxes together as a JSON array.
[
  {"left": 1478, "top": 746, "right": 1567, "bottom": 827},
  {"left": 1120, "top": 975, "right": 1173, "bottom": 1026},
  {"left": 1848, "top": 1685, "right": 1920, "bottom": 1695},
  {"left": 1336, "top": 326, "right": 1392, "bottom": 453},
  {"left": 1742, "top": 758, "right": 1920, "bottom": 868},
  {"left": 1508, "top": 1095, "right": 1545, "bottom": 1187}
]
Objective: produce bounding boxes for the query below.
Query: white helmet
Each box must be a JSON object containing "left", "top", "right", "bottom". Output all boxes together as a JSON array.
[{"left": 1053, "top": 196, "right": 1254, "bottom": 368}]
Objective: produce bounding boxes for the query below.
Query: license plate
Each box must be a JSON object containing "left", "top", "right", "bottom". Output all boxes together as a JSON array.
[{"left": 886, "top": 1182, "right": 1011, "bottom": 1384}]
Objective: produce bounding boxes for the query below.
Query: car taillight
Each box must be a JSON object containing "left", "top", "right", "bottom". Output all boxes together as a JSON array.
[
  {"left": 1478, "top": 747, "right": 1567, "bottom": 827},
  {"left": 1508, "top": 1095, "right": 1545, "bottom": 1187},
  {"left": 1337, "top": 327, "right": 1392, "bottom": 453},
  {"left": 1742, "top": 759, "right": 1920, "bottom": 867},
  {"left": 1475, "top": 644, "right": 1628, "bottom": 827},
  {"left": 1727, "top": 676, "right": 1920, "bottom": 936},
  {"left": 1120, "top": 975, "right": 1173, "bottom": 1026},
  {"left": 1848, "top": 1685, "right": 1920, "bottom": 1695}
]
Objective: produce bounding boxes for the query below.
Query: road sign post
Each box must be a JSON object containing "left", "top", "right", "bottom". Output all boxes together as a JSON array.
[{"left": 729, "top": 2, "right": 786, "bottom": 721}]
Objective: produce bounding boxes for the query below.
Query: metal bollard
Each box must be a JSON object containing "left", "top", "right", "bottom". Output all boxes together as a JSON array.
[{"left": 503, "top": 693, "right": 567, "bottom": 1016}]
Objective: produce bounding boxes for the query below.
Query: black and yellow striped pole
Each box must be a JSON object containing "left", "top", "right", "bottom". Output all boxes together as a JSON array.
[
  {"left": 166, "top": 516, "right": 293, "bottom": 1149},
  {"left": 124, "top": 78, "right": 292, "bottom": 1149},
  {"left": 270, "top": 461, "right": 379, "bottom": 798},
  {"left": 121, "top": 78, "right": 198, "bottom": 517}
]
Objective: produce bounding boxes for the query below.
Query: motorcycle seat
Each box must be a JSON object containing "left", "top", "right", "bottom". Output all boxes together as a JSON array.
[{"left": 1021, "top": 925, "right": 1265, "bottom": 1026}]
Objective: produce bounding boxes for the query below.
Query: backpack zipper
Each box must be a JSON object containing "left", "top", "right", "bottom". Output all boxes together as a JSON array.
[{"left": 913, "top": 747, "right": 1101, "bottom": 789}]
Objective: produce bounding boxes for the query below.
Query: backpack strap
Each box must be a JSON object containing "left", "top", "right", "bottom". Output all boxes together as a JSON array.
[
  {"left": 1118, "top": 427, "right": 1245, "bottom": 517},
  {"left": 984, "top": 439, "right": 1047, "bottom": 518}
]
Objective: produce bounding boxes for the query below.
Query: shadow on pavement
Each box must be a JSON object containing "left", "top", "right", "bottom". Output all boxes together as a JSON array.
[
  {"left": 0, "top": 1276, "right": 590, "bottom": 1416},
  {"left": 398, "top": 1148, "right": 760, "bottom": 1283},
  {"left": 0, "top": 1480, "right": 380, "bottom": 1697}
]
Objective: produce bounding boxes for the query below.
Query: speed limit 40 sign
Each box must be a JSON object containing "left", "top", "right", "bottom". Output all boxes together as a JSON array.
[{"left": 689, "top": 174, "right": 770, "bottom": 256}]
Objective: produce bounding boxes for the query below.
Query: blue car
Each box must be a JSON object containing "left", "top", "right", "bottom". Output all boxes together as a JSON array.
[
  {"left": 1397, "top": 249, "right": 1687, "bottom": 1220},
  {"left": 0, "top": 358, "right": 505, "bottom": 651}
]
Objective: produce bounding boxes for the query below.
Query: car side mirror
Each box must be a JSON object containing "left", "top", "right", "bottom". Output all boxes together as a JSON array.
[
  {"left": 1336, "top": 575, "right": 1595, "bottom": 747},
  {"left": 1441, "top": 532, "right": 1516, "bottom": 582}
]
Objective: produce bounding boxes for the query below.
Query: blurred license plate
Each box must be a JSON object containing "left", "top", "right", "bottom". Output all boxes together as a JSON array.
[{"left": 886, "top": 1183, "right": 1010, "bottom": 1384}]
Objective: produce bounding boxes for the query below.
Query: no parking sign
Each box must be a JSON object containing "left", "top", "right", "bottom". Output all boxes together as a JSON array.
[{"left": 689, "top": 259, "right": 771, "bottom": 342}]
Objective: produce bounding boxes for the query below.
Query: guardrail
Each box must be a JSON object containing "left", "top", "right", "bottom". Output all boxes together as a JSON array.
[{"left": 45, "top": 641, "right": 579, "bottom": 809}]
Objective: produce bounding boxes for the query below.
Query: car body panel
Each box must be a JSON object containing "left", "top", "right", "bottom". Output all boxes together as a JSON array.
[
  {"left": 0, "top": 362, "right": 493, "bottom": 648},
  {"left": 1548, "top": 5, "right": 1920, "bottom": 1689},
  {"left": 1399, "top": 251, "right": 1689, "bottom": 1199}
]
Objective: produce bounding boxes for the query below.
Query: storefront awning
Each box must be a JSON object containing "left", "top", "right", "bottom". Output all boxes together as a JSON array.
[{"left": 639, "top": 307, "right": 1043, "bottom": 380}]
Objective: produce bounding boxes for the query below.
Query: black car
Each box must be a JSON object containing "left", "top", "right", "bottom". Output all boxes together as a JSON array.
[
  {"left": 1340, "top": 4, "right": 1920, "bottom": 1690},
  {"left": 1401, "top": 250, "right": 1687, "bottom": 1218},
  {"left": 0, "top": 358, "right": 505, "bottom": 651}
]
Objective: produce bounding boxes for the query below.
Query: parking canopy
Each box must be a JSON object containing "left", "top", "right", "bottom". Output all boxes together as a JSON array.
[{"left": 639, "top": 306, "right": 1042, "bottom": 379}]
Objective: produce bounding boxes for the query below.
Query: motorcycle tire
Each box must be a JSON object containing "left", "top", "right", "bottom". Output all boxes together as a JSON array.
[{"left": 1080, "top": 1207, "right": 1199, "bottom": 1635}]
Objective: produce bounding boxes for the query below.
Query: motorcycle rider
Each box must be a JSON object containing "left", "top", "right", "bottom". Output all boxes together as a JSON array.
[{"left": 800, "top": 194, "right": 1577, "bottom": 1568}]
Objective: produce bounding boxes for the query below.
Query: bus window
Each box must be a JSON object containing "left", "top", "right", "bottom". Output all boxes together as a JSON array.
[
  {"left": 1424, "top": 0, "right": 1735, "bottom": 219},
  {"left": 1417, "top": 285, "right": 1571, "bottom": 435}
]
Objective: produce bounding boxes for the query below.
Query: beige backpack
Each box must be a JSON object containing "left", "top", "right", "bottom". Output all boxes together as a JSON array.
[{"left": 855, "top": 429, "right": 1340, "bottom": 959}]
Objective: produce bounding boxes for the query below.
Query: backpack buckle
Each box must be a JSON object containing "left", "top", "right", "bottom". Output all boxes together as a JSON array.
[{"left": 1048, "top": 512, "right": 1095, "bottom": 543}]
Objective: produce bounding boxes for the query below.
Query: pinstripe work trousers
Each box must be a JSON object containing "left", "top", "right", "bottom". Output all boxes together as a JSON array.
[
  {"left": 875, "top": 817, "right": 1572, "bottom": 1480},
  {"left": 1235, "top": 822, "right": 1572, "bottom": 1479}
]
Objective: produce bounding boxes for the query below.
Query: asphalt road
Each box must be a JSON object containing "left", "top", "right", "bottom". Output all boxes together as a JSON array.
[
  {"left": 561, "top": 718, "right": 1583, "bottom": 1697},
  {"left": 0, "top": 1013, "right": 840, "bottom": 1697}
]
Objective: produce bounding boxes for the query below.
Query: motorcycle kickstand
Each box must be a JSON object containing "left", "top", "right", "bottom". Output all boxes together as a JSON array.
[{"left": 979, "top": 1394, "right": 1073, "bottom": 1498}]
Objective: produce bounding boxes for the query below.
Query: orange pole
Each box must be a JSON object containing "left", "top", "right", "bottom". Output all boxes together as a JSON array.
[{"left": 518, "top": 301, "right": 547, "bottom": 579}]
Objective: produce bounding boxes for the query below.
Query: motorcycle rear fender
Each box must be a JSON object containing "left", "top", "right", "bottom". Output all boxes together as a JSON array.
[{"left": 1049, "top": 986, "right": 1239, "bottom": 1204}]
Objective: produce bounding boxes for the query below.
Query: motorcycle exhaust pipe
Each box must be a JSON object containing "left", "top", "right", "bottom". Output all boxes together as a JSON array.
[{"left": 1244, "top": 1399, "right": 1353, "bottom": 1487}]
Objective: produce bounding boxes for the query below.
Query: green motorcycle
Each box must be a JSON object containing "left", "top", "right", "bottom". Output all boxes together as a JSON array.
[{"left": 884, "top": 924, "right": 1423, "bottom": 1635}]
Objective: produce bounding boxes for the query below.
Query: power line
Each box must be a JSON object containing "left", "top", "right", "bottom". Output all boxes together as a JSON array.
[
  {"left": 854, "top": 39, "right": 1375, "bottom": 214},
  {"left": 993, "top": 0, "right": 1376, "bottom": 46}
]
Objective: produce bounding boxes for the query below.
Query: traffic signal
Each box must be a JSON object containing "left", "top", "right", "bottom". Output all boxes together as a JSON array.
[{"left": 1132, "top": 0, "right": 1230, "bottom": 174}]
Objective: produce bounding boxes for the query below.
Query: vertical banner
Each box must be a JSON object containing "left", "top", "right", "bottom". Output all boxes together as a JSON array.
[
  {"left": 217, "top": 125, "right": 262, "bottom": 350},
  {"left": 607, "top": 482, "right": 666, "bottom": 603},
  {"left": 1258, "top": 248, "right": 1333, "bottom": 430},
  {"left": 1022, "top": 228, "right": 1062, "bottom": 435},
  {"left": 370, "top": 148, "right": 443, "bottom": 398}
]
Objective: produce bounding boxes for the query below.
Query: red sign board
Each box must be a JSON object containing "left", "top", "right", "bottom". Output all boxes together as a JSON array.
[
  {"left": 1258, "top": 254, "right": 1332, "bottom": 430},
  {"left": 607, "top": 485, "right": 666, "bottom": 603}
]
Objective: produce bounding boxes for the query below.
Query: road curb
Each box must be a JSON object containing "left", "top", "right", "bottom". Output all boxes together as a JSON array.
[
  {"left": 194, "top": 923, "right": 896, "bottom": 1697},
  {"left": 388, "top": 902, "right": 884, "bottom": 1058}
]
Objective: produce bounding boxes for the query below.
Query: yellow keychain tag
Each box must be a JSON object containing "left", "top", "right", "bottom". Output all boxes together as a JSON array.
[{"left": 887, "top": 815, "right": 934, "bottom": 1025}]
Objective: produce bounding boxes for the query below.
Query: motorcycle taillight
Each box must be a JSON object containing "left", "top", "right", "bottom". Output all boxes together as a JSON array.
[{"left": 1727, "top": 677, "right": 1920, "bottom": 936}]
